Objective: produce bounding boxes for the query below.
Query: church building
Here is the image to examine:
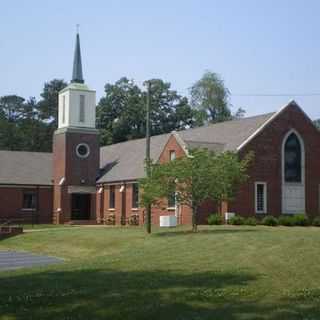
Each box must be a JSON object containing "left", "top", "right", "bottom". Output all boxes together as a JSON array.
[{"left": 0, "top": 34, "right": 320, "bottom": 225}]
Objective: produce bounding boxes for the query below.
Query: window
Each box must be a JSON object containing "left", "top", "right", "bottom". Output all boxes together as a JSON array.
[
  {"left": 76, "top": 143, "right": 90, "bottom": 159},
  {"left": 168, "top": 191, "right": 176, "bottom": 208},
  {"left": 62, "top": 96, "right": 66, "bottom": 124},
  {"left": 79, "top": 95, "right": 85, "bottom": 122},
  {"left": 255, "top": 182, "right": 267, "bottom": 214},
  {"left": 169, "top": 150, "right": 176, "bottom": 161},
  {"left": 22, "top": 192, "right": 36, "bottom": 210},
  {"left": 109, "top": 185, "right": 115, "bottom": 209},
  {"left": 132, "top": 183, "right": 139, "bottom": 208},
  {"left": 284, "top": 133, "right": 302, "bottom": 183}
]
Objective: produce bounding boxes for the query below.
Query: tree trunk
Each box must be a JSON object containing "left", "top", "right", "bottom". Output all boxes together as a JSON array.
[{"left": 192, "top": 206, "right": 198, "bottom": 232}]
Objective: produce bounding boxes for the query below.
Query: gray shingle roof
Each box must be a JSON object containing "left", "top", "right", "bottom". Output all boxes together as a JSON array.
[
  {"left": 98, "top": 133, "right": 170, "bottom": 183},
  {"left": 0, "top": 112, "right": 275, "bottom": 185},
  {"left": 0, "top": 151, "right": 52, "bottom": 185},
  {"left": 98, "top": 112, "right": 275, "bottom": 183},
  {"left": 178, "top": 112, "right": 275, "bottom": 151}
]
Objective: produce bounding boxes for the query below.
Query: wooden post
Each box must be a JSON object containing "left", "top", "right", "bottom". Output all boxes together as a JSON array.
[{"left": 145, "top": 81, "right": 152, "bottom": 234}]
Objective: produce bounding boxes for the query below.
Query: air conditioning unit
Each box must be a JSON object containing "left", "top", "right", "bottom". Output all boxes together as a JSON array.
[
  {"left": 160, "top": 215, "right": 177, "bottom": 227},
  {"left": 225, "top": 212, "right": 235, "bottom": 222}
]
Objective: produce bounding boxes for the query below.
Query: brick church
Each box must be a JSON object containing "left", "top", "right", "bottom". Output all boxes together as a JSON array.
[{"left": 1, "top": 34, "right": 320, "bottom": 225}]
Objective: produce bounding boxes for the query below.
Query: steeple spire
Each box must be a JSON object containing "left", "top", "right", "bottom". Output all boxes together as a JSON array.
[{"left": 71, "top": 29, "right": 84, "bottom": 84}]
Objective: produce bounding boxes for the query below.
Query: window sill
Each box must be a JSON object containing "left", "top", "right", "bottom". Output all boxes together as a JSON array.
[
  {"left": 167, "top": 207, "right": 176, "bottom": 211},
  {"left": 132, "top": 208, "right": 139, "bottom": 211},
  {"left": 21, "top": 208, "right": 36, "bottom": 212},
  {"left": 108, "top": 208, "right": 115, "bottom": 211}
]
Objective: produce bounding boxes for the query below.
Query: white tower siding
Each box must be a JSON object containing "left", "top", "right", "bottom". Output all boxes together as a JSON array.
[{"left": 58, "top": 85, "right": 96, "bottom": 129}]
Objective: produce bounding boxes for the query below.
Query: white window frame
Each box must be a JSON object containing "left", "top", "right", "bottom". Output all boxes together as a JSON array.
[
  {"left": 169, "top": 150, "right": 176, "bottom": 161},
  {"left": 132, "top": 183, "right": 139, "bottom": 209},
  {"left": 255, "top": 182, "right": 267, "bottom": 214}
]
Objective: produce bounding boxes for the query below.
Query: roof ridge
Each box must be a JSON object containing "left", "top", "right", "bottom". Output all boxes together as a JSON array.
[
  {"left": 100, "top": 132, "right": 170, "bottom": 150},
  {"left": 176, "top": 112, "right": 276, "bottom": 135}
]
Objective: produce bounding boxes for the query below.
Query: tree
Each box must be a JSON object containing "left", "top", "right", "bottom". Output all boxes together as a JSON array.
[
  {"left": 207, "top": 151, "right": 253, "bottom": 209},
  {"left": 140, "top": 149, "right": 253, "bottom": 232},
  {"left": 233, "top": 107, "right": 246, "bottom": 119},
  {"left": 37, "top": 79, "right": 68, "bottom": 151},
  {"left": 97, "top": 77, "right": 144, "bottom": 145},
  {"left": 0, "top": 95, "right": 26, "bottom": 150},
  {"left": 97, "top": 77, "right": 196, "bottom": 145},
  {"left": 190, "top": 71, "right": 231, "bottom": 124}
]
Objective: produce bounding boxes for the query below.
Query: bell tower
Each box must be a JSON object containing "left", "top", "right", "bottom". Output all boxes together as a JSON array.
[{"left": 53, "top": 32, "right": 99, "bottom": 224}]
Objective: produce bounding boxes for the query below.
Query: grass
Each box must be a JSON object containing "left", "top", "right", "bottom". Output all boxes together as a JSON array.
[
  {"left": 22, "top": 224, "right": 75, "bottom": 230},
  {"left": 1, "top": 225, "right": 320, "bottom": 319}
]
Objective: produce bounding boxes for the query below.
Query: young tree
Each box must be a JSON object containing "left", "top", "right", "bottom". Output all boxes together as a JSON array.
[
  {"left": 208, "top": 151, "right": 254, "bottom": 211},
  {"left": 140, "top": 149, "right": 253, "bottom": 232}
]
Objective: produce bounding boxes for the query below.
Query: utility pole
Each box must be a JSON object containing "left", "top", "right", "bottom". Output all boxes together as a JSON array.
[{"left": 145, "top": 81, "right": 152, "bottom": 234}]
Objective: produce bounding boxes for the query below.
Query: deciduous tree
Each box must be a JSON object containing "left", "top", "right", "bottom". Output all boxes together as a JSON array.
[{"left": 140, "top": 149, "right": 253, "bottom": 232}]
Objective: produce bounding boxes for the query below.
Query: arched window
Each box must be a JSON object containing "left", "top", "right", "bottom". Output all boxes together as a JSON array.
[{"left": 284, "top": 133, "right": 302, "bottom": 183}]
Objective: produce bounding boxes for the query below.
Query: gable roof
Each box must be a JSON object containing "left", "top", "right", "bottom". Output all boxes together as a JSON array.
[
  {"left": 178, "top": 112, "right": 275, "bottom": 151},
  {"left": 98, "top": 112, "right": 275, "bottom": 183},
  {"left": 98, "top": 133, "right": 170, "bottom": 183},
  {"left": 0, "top": 151, "right": 52, "bottom": 185}
]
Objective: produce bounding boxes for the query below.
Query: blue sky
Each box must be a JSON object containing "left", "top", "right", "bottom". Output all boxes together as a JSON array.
[{"left": 1, "top": 0, "right": 320, "bottom": 119}]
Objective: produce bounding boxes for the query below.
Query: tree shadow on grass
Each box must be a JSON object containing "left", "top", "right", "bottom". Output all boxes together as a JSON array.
[
  {"left": 154, "top": 228, "right": 259, "bottom": 237},
  {"left": 1, "top": 268, "right": 318, "bottom": 320}
]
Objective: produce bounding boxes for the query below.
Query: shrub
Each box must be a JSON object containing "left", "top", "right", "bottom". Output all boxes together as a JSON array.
[
  {"left": 262, "top": 215, "right": 278, "bottom": 226},
  {"left": 312, "top": 217, "right": 320, "bottom": 226},
  {"left": 278, "top": 215, "right": 295, "bottom": 226},
  {"left": 293, "top": 214, "right": 310, "bottom": 226},
  {"left": 228, "top": 215, "right": 245, "bottom": 225},
  {"left": 244, "top": 217, "right": 257, "bottom": 226},
  {"left": 128, "top": 214, "right": 139, "bottom": 226},
  {"left": 207, "top": 214, "right": 223, "bottom": 225},
  {"left": 105, "top": 214, "right": 115, "bottom": 225}
]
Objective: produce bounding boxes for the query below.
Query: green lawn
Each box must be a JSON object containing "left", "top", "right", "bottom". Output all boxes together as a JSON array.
[{"left": 1, "top": 225, "right": 320, "bottom": 319}]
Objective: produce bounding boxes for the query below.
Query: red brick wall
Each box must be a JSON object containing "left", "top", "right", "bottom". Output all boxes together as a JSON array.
[
  {"left": 52, "top": 129, "right": 99, "bottom": 223},
  {"left": 229, "top": 103, "right": 320, "bottom": 218},
  {"left": 100, "top": 134, "right": 194, "bottom": 226},
  {"left": 0, "top": 186, "right": 53, "bottom": 224},
  {"left": 100, "top": 104, "right": 320, "bottom": 225}
]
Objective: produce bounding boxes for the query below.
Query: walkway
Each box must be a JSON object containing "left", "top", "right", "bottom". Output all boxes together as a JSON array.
[{"left": 0, "top": 251, "right": 63, "bottom": 271}]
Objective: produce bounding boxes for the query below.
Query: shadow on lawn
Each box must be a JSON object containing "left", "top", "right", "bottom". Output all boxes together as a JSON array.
[
  {"left": 154, "top": 228, "right": 259, "bottom": 237},
  {"left": 1, "top": 268, "right": 319, "bottom": 320}
]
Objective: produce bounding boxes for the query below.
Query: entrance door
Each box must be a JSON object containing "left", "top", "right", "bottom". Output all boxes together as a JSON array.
[{"left": 71, "top": 193, "right": 91, "bottom": 220}]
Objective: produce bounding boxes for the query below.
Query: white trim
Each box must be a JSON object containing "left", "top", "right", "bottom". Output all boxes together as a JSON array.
[
  {"left": 237, "top": 100, "right": 299, "bottom": 151},
  {"left": 171, "top": 131, "right": 190, "bottom": 156},
  {"left": 255, "top": 182, "right": 267, "bottom": 214},
  {"left": 281, "top": 129, "right": 306, "bottom": 214}
]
